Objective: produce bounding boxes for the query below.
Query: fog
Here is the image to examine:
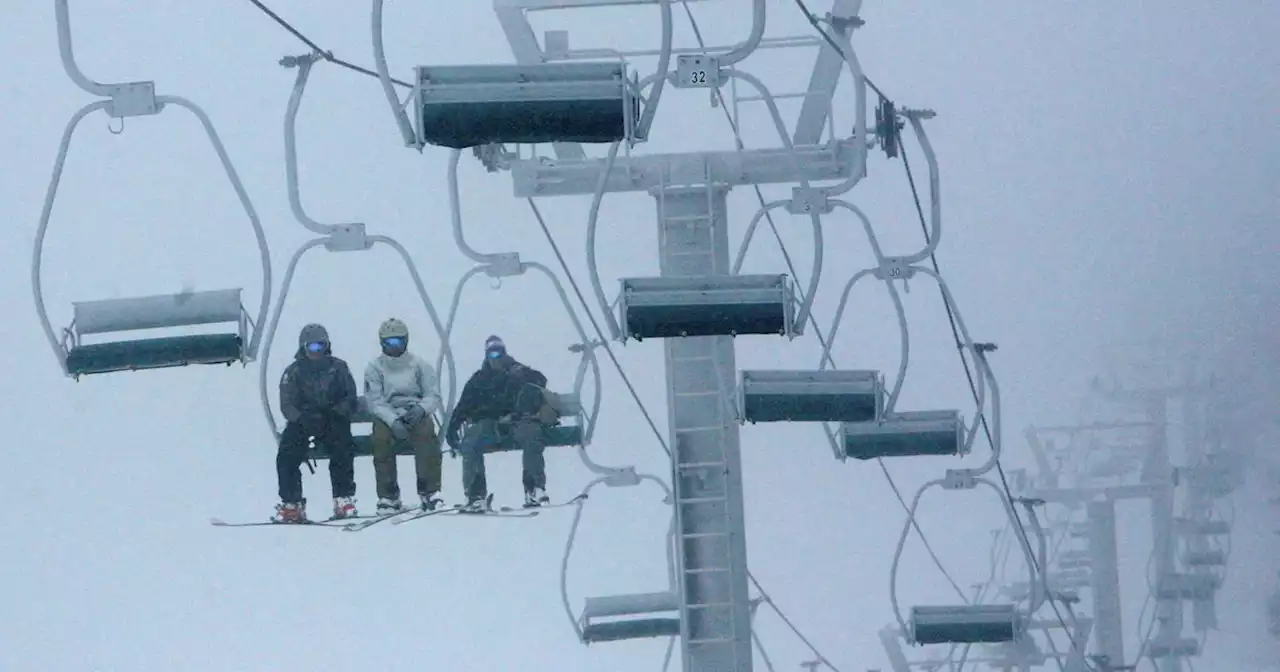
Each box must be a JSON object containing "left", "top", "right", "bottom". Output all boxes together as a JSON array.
[{"left": 1, "top": 2, "right": 1276, "bottom": 671}]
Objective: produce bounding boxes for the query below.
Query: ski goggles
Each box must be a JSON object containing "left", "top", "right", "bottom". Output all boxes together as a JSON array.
[
  {"left": 382, "top": 336, "right": 406, "bottom": 348},
  {"left": 305, "top": 341, "right": 327, "bottom": 353},
  {"left": 486, "top": 348, "right": 504, "bottom": 359}
]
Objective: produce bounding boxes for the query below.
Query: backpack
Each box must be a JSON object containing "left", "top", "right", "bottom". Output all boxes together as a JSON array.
[{"left": 515, "top": 383, "right": 561, "bottom": 426}]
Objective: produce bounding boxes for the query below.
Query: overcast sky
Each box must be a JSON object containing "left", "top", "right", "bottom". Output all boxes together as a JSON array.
[{"left": 2, "top": 2, "right": 1276, "bottom": 671}]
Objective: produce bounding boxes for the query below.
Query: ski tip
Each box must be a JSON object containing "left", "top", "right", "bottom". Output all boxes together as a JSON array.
[{"left": 210, "top": 518, "right": 228, "bottom": 526}]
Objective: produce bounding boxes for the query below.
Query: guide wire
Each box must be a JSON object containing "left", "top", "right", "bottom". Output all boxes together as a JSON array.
[{"left": 244, "top": 0, "right": 413, "bottom": 87}]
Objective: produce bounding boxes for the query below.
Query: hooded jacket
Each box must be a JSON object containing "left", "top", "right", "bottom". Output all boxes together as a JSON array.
[
  {"left": 279, "top": 324, "right": 359, "bottom": 423},
  {"left": 363, "top": 351, "right": 443, "bottom": 428},
  {"left": 446, "top": 354, "right": 547, "bottom": 436}
]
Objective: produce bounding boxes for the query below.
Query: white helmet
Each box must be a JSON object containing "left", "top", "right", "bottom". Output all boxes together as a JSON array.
[{"left": 378, "top": 317, "right": 409, "bottom": 340}]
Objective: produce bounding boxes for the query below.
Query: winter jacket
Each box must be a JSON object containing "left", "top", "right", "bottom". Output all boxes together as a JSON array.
[
  {"left": 279, "top": 343, "right": 359, "bottom": 422},
  {"left": 363, "top": 351, "right": 443, "bottom": 428},
  {"left": 446, "top": 355, "right": 547, "bottom": 435}
]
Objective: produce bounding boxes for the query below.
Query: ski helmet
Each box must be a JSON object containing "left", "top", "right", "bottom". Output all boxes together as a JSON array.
[
  {"left": 299, "top": 323, "right": 330, "bottom": 356},
  {"left": 379, "top": 318, "right": 409, "bottom": 341},
  {"left": 484, "top": 335, "right": 506, "bottom": 358}
]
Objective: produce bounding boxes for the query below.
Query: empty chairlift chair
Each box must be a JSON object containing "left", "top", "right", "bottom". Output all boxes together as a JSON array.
[
  {"left": 579, "top": 590, "right": 682, "bottom": 644},
  {"left": 840, "top": 409, "right": 966, "bottom": 460},
  {"left": 739, "top": 369, "right": 884, "bottom": 423},
  {"left": 1181, "top": 549, "right": 1226, "bottom": 568},
  {"left": 64, "top": 288, "right": 248, "bottom": 378},
  {"left": 1156, "top": 573, "right": 1220, "bottom": 601},
  {"left": 618, "top": 274, "right": 795, "bottom": 341},
  {"left": 909, "top": 604, "right": 1023, "bottom": 645},
  {"left": 413, "top": 61, "right": 642, "bottom": 150},
  {"left": 1145, "top": 638, "right": 1201, "bottom": 659}
]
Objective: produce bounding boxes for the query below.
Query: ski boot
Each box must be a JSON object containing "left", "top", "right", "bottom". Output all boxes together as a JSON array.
[
  {"left": 332, "top": 496, "right": 358, "bottom": 519},
  {"left": 523, "top": 487, "right": 550, "bottom": 508},
  {"left": 376, "top": 497, "right": 404, "bottom": 516},
  {"left": 273, "top": 499, "right": 307, "bottom": 523},
  {"left": 462, "top": 494, "right": 490, "bottom": 513},
  {"left": 419, "top": 491, "right": 444, "bottom": 511}
]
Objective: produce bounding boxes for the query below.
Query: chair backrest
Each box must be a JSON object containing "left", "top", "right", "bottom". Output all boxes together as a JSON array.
[
  {"left": 417, "top": 62, "right": 627, "bottom": 103},
  {"left": 73, "top": 288, "right": 243, "bottom": 336}
]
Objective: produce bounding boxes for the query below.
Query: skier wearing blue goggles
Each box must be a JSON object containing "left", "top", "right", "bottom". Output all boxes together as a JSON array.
[{"left": 363, "top": 318, "right": 445, "bottom": 515}]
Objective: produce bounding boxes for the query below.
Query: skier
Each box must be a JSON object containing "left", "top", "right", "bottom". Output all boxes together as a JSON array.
[
  {"left": 363, "top": 317, "right": 446, "bottom": 514},
  {"left": 444, "top": 335, "right": 556, "bottom": 510},
  {"left": 273, "top": 323, "right": 361, "bottom": 523}
]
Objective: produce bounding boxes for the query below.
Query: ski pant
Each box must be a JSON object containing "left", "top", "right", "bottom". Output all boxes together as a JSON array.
[
  {"left": 277, "top": 413, "right": 355, "bottom": 503},
  {"left": 458, "top": 418, "right": 547, "bottom": 501},
  {"left": 370, "top": 416, "right": 442, "bottom": 501}
]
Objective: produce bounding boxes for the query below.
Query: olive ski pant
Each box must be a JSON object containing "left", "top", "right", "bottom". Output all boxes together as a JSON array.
[
  {"left": 370, "top": 417, "right": 442, "bottom": 500},
  {"left": 458, "top": 419, "right": 547, "bottom": 501},
  {"left": 277, "top": 416, "right": 356, "bottom": 503}
]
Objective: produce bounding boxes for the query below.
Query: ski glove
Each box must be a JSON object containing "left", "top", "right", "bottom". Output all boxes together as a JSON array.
[
  {"left": 401, "top": 404, "right": 428, "bottom": 429},
  {"left": 391, "top": 419, "right": 411, "bottom": 442},
  {"left": 445, "top": 423, "right": 461, "bottom": 450}
]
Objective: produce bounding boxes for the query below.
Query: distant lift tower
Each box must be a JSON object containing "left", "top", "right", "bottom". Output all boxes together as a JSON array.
[{"left": 372, "top": 0, "right": 866, "bottom": 669}]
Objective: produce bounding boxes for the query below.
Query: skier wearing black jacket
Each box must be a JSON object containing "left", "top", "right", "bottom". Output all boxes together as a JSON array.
[
  {"left": 444, "top": 335, "right": 554, "bottom": 510},
  {"left": 272, "top": 323, "right": 361, "bottom": 523}
]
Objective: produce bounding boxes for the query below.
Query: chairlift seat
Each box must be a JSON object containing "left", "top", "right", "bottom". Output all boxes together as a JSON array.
[
  {"left": 579, "top": 590, "right": 682, "bottom": 643},
  {"left": 618, "top": 274, "right": 794, "bottom": 341},
  {"left": 65, "top": 289, "right": 246, "bottom": 377},
  {"left": 909, "top": 604, "right": 1021, "bottom": 645},
  {"left": 414, "top": 61, "right": 640, "bottom": 149},
  {"left": 1156, "top": 573, "right": 1219, "bottom": 600},
  {"left": 310, "top": 391, "right": 587, "bottom": 460},
  {"left": 1057, "top": 557, "right": 1090, "bottom": 570},
  {"left": 739, "top": 369, "right": 883, "bottom": 423},
  {"left": 1182, "top": 550, "right": 1226, "bottom": 567},
  {"left": 543, "top": 425, "right": 584, "bottom": 447},
  {"left": 308, "top": 396, "right": 387, "bottom": 460},
  {"left": 1145, "top": 638, "right": 1199, "bottom": 658},
  {"left": 1051, "top": 572, "right": 1091, "bottom": 589},
  {"left": 840, "top": 409, "right": 964, "bottom": 460},
  {"left": 1174, "top": 518, "right": 1230, "bottom": 536}
]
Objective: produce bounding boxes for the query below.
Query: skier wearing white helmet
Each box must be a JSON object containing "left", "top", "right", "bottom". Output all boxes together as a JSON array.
[{"left": 363, "top": 317, "right": 446, "bottom": 514}]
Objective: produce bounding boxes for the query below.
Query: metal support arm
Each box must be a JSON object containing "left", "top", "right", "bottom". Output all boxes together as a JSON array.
[
  {"left": 371, "top": 0, "right": 419, "bottom": 147},
  {"left": 281, "top": 53, "right": 346, "bottom": 236}
]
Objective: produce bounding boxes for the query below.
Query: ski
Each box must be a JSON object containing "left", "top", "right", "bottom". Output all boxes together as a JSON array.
[
  {"left": 526, "top": 493, "right": 588, "bottom": 510},
  {"left": 392, "top": 495, "right": 530, "bottom": 524},
  {"left": 392, "top": 493, "right": 586, "bottom": 525},
  {"left": 486, "top": 492, "right": 587, "bottom": 514},
  {"left": 207, "top": 517, "right": 355, "bottom": 527},
  {"left": 209, "top": 514, "right": 374, "bottom": 528},
  {"left": 345, "top": 505, "right": 458, "bottom": 531},
  {"left": 454, "top": 507, "right": 540, "bottom": 518}
]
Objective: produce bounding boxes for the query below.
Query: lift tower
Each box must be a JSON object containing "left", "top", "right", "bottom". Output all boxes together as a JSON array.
[
  {"left": 492, "top": 3, "right": 865, "bottom": 670},
  {"left": 375, "top": 0, "right": 866, "bottom": 668}
]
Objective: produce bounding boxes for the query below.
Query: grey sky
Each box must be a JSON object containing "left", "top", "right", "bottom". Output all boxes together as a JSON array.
[{"left": 2, "top": 2, "right": 1276, "bottom": 671}]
